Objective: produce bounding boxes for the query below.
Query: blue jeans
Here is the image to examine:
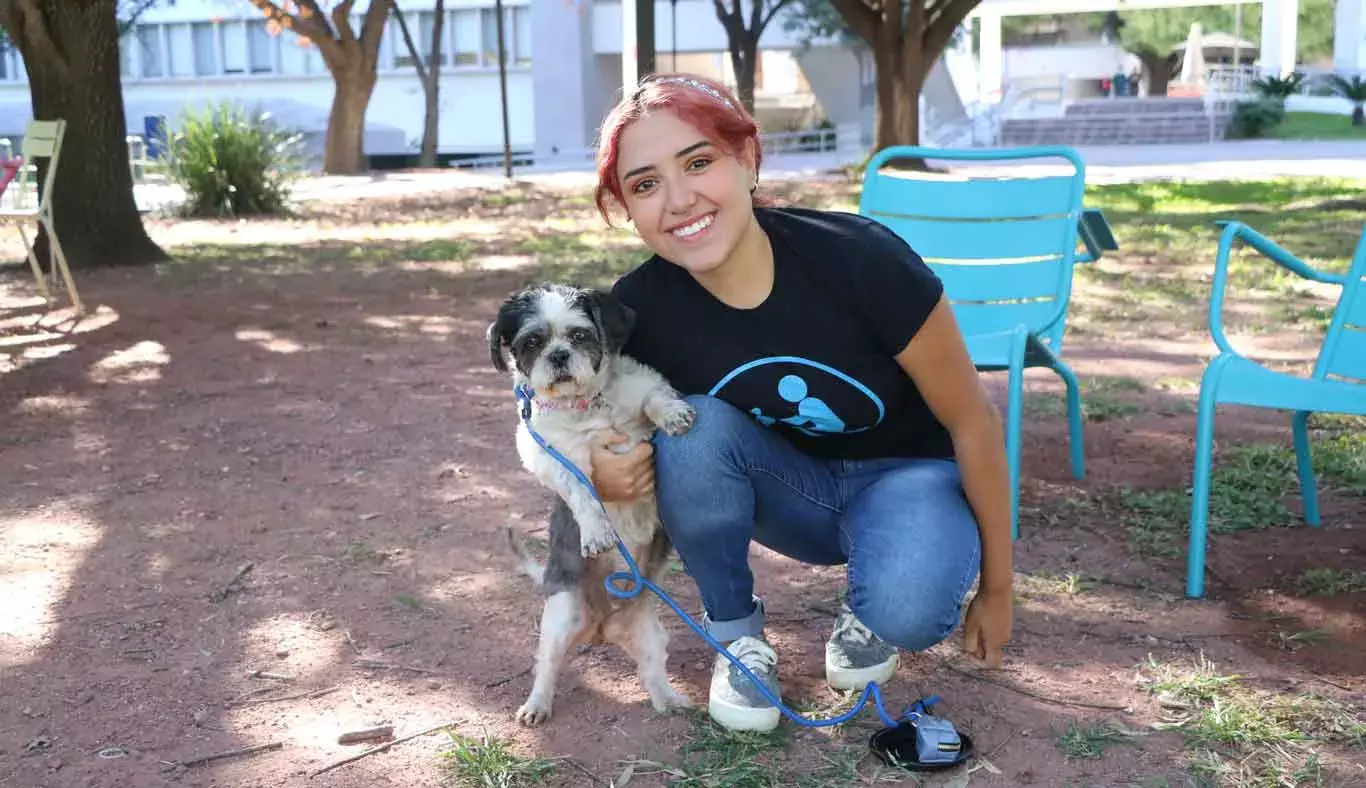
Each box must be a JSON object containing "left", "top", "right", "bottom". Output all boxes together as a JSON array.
[{"left": 653, "top": 395, "right": 982, "bottom": 650}]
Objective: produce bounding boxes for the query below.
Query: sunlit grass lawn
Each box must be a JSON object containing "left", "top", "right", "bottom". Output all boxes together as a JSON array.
[{"left": 1268, "top": 111, "right": 1366, "bottom": 140}]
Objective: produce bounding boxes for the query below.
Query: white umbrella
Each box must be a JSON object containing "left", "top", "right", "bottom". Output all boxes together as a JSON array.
[{"left": 1178, "top": 22, "right": 1206, "bottom": 85}]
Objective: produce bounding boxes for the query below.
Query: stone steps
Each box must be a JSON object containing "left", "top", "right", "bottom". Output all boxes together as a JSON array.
[{"left": 998, "top": 98, "right": 1232, "bottom": 146}]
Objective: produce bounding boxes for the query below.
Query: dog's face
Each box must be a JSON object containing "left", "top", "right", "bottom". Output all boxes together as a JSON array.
[{"left": 487, "top": 284, "right": 636, "bottom": 399}]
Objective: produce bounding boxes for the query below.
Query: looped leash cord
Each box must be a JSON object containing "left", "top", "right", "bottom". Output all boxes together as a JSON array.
[{"left": 513, "top": 384, "right": 934, "bottom": 730}]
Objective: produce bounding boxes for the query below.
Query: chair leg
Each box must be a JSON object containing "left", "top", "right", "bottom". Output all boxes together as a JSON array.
[
  {"left": 1051, "top": 358, "right": 1086, "bottom": 481},
  {"left": 1291, "top": 410, "right": 1320, "bottom": 526},
  {"left": 15, "top": 222, "right": 53, "bottom": 298},
  {"left": 41, "top": 217, "right": 84, "bottom": 313},
  {"left": 1005, "top": 356, "right": 1025, "bottom": 541},
  {"left": 1186, "top": 372, "right": 1220, "bottom": 599}
]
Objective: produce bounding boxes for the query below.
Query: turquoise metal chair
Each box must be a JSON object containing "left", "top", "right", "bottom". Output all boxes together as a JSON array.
[
  {"left": 858, "top": 145, "right": 1101, "bottom": 539},
  {"left": 1186, "top": 220, "right": 1366, "bottom": 598}
]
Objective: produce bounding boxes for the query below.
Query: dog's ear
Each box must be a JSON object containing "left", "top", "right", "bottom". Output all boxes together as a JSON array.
[
  {"left": 486, "top": 320, "right": 509, "bottom": 372},
  {"left": 583, "top": 289, "right": 636, "bottom": 353},
  {"left": 487, "top": 291, "right": 532, "bottom": 372}
]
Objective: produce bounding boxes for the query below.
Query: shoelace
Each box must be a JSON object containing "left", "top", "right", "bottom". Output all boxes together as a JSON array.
[
  {"left": 834, "top": 610, "right": 877, "bottom": 647},
  {"left": 729, "top": 637, "right": 777, "bottom": 676}
]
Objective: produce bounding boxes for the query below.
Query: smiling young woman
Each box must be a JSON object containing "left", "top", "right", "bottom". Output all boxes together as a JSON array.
[{"left": 587, "top": 73, "right": 1015, "bottom": 734}]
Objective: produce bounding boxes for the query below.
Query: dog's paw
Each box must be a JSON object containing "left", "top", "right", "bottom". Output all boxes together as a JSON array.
[
  {"left": 649, "top": 685, "right": 693, "bottom": 715},
  {"left": 580, "top": 525, "right": 619, "bottom": 557},
  {"left": 653, "top": 399, "right": 696, "bottom": 437},
  {"left": 515, "top": 697, "right": 552, "bottom": 727}
]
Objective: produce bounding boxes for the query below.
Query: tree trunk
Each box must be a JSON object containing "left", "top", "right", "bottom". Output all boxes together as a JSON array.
[
  {"left": 419, "top": 0, "right": 443, "bottom": 168},
  {"left": 1138, "top": 52, "right": 1171, "bottom": 97},
  {"left": 1353, "top": 104, "right": 1364, "bottom": 126},
  {"left": 729, "top": 34, "right": 758, "bottom": 114},
  {"left": 322, "top": 65, "right": 377, "bottom": 175},
  {"left": 871, "top": 36, "right": 933, "bottom": 170},
  {"left": 1, "top": 0, "right": 167, "bottom": 269}
]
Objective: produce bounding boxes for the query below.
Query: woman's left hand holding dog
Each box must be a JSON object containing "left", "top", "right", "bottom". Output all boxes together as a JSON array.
[{"left": 589, "top": 431, "right": 656, "bottom": 502}]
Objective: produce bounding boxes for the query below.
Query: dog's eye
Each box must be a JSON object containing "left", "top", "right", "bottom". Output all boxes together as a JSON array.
[
  {"left": 568, "top": 328, "right": 592, "bottom": 344},
  {"left": 522, "top": 336, "right": 542, "bottom": 350}
]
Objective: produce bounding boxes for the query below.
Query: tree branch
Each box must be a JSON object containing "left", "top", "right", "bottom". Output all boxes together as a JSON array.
[
  {"left": 11, "top": 0, "right": 68, "bottom": 74},
  {"left": 758, "top": 0, "right": 797, "bottom": 36},
  {"left": 358, "top": 0, "right": 389, "bottom": 61},
  {"left": 923, "top": 0, "right": 978, "bottom": 57},
  {"left": 827, "top": 0, "right": 878, "bottom": 45},
  {"left": 115, "top": 0, "right": 159, "bottom": 36},
  {"left": 247, "top": 0, "right": 328, "bottom": 42},
  {"left": 391, "top": 1, "right": 427, "bottom": 83},
  {"left": 290, "top": 0, "right": 335, "bottom": 40},
  {"left": 332, "top": 0, "right": 359, "bottom": 47}
]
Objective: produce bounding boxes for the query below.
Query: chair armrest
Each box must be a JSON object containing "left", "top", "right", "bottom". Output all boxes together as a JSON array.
[
  {"left": 1076, "top": 208, "right": 1118, "bottom": 263},
  {"left": 1214, "top": 220, "right": 1347, "bottom": 286},
  {"left": 1207, "top": 221, "right": 1347, "bottom": 355}
]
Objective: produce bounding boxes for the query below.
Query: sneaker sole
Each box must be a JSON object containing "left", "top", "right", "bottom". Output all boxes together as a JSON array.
[
  {"left": 826, "top": 652, "right": 899, "bottom": 691},
  {"left": 708, "top": 691, "right": 781, "bottom": 733}
]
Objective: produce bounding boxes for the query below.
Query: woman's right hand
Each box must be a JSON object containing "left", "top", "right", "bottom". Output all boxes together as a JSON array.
[{"left": 589, "top": 431, "right": 656, "bottom": 502}]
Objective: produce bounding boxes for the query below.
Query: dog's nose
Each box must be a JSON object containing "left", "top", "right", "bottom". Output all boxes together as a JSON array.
[{"left": 547, "top": 348, "right": 570, "bottom": 366}]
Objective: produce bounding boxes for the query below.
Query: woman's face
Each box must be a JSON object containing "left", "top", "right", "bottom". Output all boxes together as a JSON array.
[{"left": 614, "top": 109, "right": 756, "bottom": 276}]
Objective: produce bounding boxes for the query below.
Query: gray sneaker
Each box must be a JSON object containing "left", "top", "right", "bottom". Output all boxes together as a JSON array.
[
  {"left": 707, "top": 635, "right": 782, "bottom": 732},
  {"left": 826, "top": 605, "right": 899, "bottom": 691}
]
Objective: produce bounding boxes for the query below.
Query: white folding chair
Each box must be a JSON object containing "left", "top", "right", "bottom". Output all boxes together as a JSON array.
[{"left": 0, "top": 119, "right": 83, "bottom": 312}]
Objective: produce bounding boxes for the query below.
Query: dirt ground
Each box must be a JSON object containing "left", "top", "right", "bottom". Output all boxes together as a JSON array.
[{"left": 1, "top": 179, "right": 1363, "bottom": 788}]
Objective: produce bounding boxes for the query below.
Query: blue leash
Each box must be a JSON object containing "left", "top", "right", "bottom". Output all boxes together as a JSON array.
[{"left": 512, "top": 383, "right": 939, "bottom": 731}]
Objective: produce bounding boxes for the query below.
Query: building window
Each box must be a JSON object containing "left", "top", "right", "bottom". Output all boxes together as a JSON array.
[
  {"left": 247, "top": 20, "right": 274, "bottom": 73},
  {"left": 168, "top": 23, "right": 195, "bottom": 77},
  {"left": 221, "top": 21, "right": 246, "bottom": 74},
  {"left": 137, "top": 25, "right": 164, "bottom": 77},
  {"left": 512, "top": 6, "right": 531, "bottom": 66},
  {"left": 479, "top": 5, "right": 527, "bottom": 67},
  {"left": 193, "top": 22, "right": 217, "bottom": 76},
  {"left": 395, "top": 10, "right": 447, "bottom": 68},
  {"left": 450, "top": 8, "right": 479, "bottom": 67}
]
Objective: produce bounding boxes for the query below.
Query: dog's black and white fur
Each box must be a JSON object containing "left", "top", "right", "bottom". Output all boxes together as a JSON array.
[{"left": 488, "top": 282, "right": 695, "bottom": 726}]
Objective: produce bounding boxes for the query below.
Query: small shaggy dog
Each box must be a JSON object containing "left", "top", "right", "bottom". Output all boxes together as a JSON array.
[{"left": 487, "top": 282, "right": 695, "bottom": 726}]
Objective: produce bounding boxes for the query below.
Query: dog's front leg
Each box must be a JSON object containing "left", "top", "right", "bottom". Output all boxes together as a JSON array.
[
  {"left": 642, "top": 389, "right": 696, "bottom": 437},
  {"left": 544, "top": 459, "right": 620, "bottom": 557}
]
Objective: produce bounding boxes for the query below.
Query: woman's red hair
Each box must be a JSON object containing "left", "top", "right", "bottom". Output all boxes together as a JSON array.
[{"left": 593, "top": 73, "right": 763, "bottom": 224}]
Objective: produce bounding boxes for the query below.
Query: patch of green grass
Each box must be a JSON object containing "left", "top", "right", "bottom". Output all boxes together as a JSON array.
[
  {"left": 1025, "top": 375, "right": 1146, "bottom": 423},
  {"left": 629, "top": 711, "right": 898, "bottom": 787},
  {"left": 1075, "top": 180, "right": 1364, "bottom": 338},
  {"left": 439, "top": 730, "right": 559, "bottom": 787},
  {"left": 1139, "top": 654, "right": 1364, "bottom": 787},
  {"left": 1056, "top": 719, "right": 1142, "bottom": 761},
  {"left": 1269, "top": 112, "right": 1366, "bottom": 141},
  {"left": 1293, "top": 568, "right": 1366, "bottom": 596},
  {"left": 1115, "top": 423, "right": 1366, "bottom": 559},
  {"left": 666, "top": 715, "right": 793, "bottom": 787}
]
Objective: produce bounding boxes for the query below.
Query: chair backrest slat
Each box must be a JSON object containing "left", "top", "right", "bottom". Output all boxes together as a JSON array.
[
  {"left": 867, "top": 213, "right": 1076, "bottom": 262},
  {"left": 858, "top": 145, "right": 1087, "bottom": 350},
  {"left": 21, "top": 120, "right": 62, "bottom": 159},
  {"left": 933, "top": 259, "right": 1070, "bottom": 302}
]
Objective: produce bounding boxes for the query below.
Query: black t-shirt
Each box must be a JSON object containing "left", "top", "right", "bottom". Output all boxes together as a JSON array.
[{"left": 611, "top": 205, "right": 954, "bottom": 461}]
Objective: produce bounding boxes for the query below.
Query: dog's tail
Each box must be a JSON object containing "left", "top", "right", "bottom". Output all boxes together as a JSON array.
[{"left": 504, "top": 527, "right": 546, "bottom": 586}]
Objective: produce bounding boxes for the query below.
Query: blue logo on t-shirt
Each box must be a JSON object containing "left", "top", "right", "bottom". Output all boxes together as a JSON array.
[{"left": 708, "top": 356, "right": 885, "bottom": 437}]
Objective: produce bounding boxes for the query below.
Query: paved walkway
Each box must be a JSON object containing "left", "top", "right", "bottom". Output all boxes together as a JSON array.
[{"left": 132, "top": 139, "right": 1366, "bottom": 212}]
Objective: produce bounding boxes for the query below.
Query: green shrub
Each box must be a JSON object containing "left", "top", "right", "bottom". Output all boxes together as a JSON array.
[
  {"left": 1227, "top": 99, "right": 1286, "bottom": 139},
  {"left": 164, "top": 102, "right": 303, "bottom": 218}
]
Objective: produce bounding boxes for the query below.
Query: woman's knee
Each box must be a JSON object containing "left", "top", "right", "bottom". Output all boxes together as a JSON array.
[
  {"left": 851, "top": 588, "right": 969, "bottom": 652},
  {"left": 843, "top": 461, "right": 982, "bottom": 652}
]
